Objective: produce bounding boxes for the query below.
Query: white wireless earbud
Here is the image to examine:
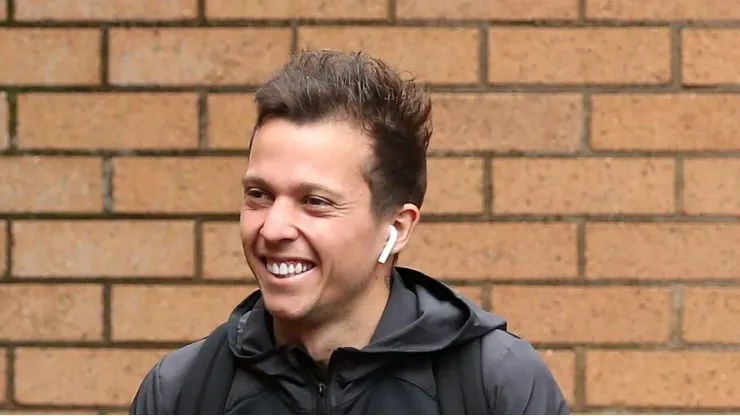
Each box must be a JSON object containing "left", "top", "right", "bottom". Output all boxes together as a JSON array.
[{"left": 378, "top": 225, "right": 398, "bottom": 264}]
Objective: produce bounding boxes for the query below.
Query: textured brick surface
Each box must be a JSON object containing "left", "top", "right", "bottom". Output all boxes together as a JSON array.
[
  {"left": 0, "top": 156, "right": 103, "bottom": 213},
  {"left": 0, "top": 1, "right": 6, "bottom": 19},
  {"left": 586, "top": 351, "right": 740, "bottom": 407},
  {"left": 397, "top": 0, "right": 577, "bottom": 19},
  {"left": 113, "top": 157, "right": 246, "bottom": 213},
  {"left": 684, "top": 158, "right": 740, "bottom": 214},
  {"left": 207, "top": 0, "right": 386, "bottom": 19},
  {"left": 0, "top": 222, "right": 5, "bottom": 274},
  {"left": 109, "top": 28, "right": 292, "bottom": 85},
  {"left": 400, "top": 223, "right": 578, "bottom": 279},
  {"left": 489, "top": 28, "right": 671, "bottom": 84},
  {"left": 451, "top": 285, "right": 483, "bottom": 307},
  {"left": 493, "top": 286, "right": 673, "bottom": 343},
  {"left": 683, "top": 287, "right": 740, "bottom": 343},
  {"left": 538, "top": 350, "right": 575, "bottom": 404},
  {"left": 12, "top": 221, "right": 194, "bottom": 277},
  {"left": 0, "top": 284, "right": 102, "bottom": 341},
  {"left": 14, "top": 0, "right": 197, "bottom": 20},
  {"left": 0, "top": 349, "right": 5, "bottom": 404},
  {"left": 15, "top": 348, "right": 167, "bottom": 405},
  {"left": 683, "top": 29, "right": 740, "bottom": 85},
  {"left": 425, "top": 158, "right": 483, "bottom": 214},
  {"left": 429, "top": 94, "right": 582, "bottom": 152},
  {"left": 588, "top": 0, "right": 740, "bottom": 19},
  {"left": 0, "top": 93, "right": 7, "bottom": 148},
  {"left": 202, "top": 222, "right": 253, "bottom": 279},
  {"left": 492, "top": 158, "right": 675, "bottom": 214},
  {"left": 112, "top": 285, "right": 256, "bottom": 341},
  {"left": 299, "top": 27, "right": 480, "bottom": 84},
  {"left": 592, "top": 94, "right": 740, "bottom": 150},
  {"left": 18, "top": 93, "right": 198, "bottom": 149},
  {"left": 0, "top": 29, "right": 99, "bottom": 85},
  {"left": 587, "top": 223, "right": 740, "bottom": 279},
  {"left": 207, "top": 94, "right": 256, "bottom": 149}
]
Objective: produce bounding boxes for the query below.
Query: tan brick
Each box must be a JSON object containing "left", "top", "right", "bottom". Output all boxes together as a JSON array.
[
  {"left": 684, "top": 29, "right": 740, "bottom": 85},
  {"left": 0, "top": 348, "right": 5, "bottom": 404},
  {"left": 0, "top": 222, "right": 5, "bottom": 274},
  {"left": 0, "top": 29, "right": 99, "bottom": 85},
  {"left": 0, "top": 93, "right": 7, "bottom": 148},
  {"left": 15, "top": 348, "right": 168, "bottom": 406},
  {"left": 207, "top": 0, "right": 386, "bottom": 19},
  {"left": 0, "top": 284, "right": 102, "bottom": 341},
  {"left": 202, "top": 222, "right": 253, "bottom": 280},
  {"left": 0, "top": 156, "right": 103, "bottom": 213},
  {"left": 0, "top": 411, "right": 97, "bottom": 415},
  {"left": 112, "top": 285, "right": 256, "bottom": 341},
  {"left": 113, "top": 157, "right": 245, "bottom": 213},
  {"left": 493, "top": 286, "right": 672, "bottom": 343},
  {"left": 426, "top": 158, "right": 483, "bottom": 214},
  {"left": 18, "top": 93, "right": 198, "bottom": 149},
  {"left": 430, "top": 94, "right": 582, "bottom": 152},
  {"left": 683, "top": 287, "right": 740, "bottom": 344},
  {"left": 299, "top": 27, "right": 479, "bottom": 84},
  {"left": 397, "top": 0, "right": 577, "bottom": 19},
  {"left": 493, "top": 158, "right": 675, "bottom": 214},
  {"left": 0, "top": 1, "right": 6, "bottom": 19},
  {"left": 400, "top": 223, "right": 577, "bottom": 279},
  {"left": 109, "top": 28, "right": 291, "bottom": 86},
  {"left": 15, "top": 0, "right": 197, "bottom": 20},
  {"left": 538, "top": 350, "right": 575, "bottom": 404},
  {"left": 451, "top": 285, "right": 483, "bottom": 307},
  {"left": 586, "top": 351, "right": 740, "bottom": 407},
  {"left": 489, "top": 28, "right": 670, "bottom": 84},
  {"left": 12, "top": 221, "right": 194, "bottom": 278},
  {"left": 587, "top": 223, "right": 740, "bottom": 279},
  {"left": 207, "top": 93, "right": 256, "bottom": 149},
  {"left": 684, "top": 159, "right": 740, "bottom": 214},
  {"left": 592, "top": 94, "right": 740, "bottom": 151},
  {"left": 588, "top": 0, "right": 740, "bottom": 19}
]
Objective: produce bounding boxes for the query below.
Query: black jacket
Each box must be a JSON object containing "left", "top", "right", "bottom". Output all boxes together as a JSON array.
[{"left": 129, "top": 267, "right": 569, "bottom": 414}]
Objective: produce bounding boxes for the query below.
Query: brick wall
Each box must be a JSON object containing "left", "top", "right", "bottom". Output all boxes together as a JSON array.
[{"left": 1, "top": 0, "right": 740, "bottom": 414}]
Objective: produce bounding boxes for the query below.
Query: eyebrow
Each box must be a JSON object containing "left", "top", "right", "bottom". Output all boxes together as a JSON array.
[{"left": 242, "top": 175, "right": 345, "bottom": 201}]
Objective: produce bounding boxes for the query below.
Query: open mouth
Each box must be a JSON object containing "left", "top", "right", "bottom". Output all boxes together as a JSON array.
[{"left": 262, "top": 257, "right": 316, "bottom": 278}]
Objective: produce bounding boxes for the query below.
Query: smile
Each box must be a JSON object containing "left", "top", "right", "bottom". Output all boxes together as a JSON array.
[{"left": 262, "top": 257, "right": 316, "bottom": 278}]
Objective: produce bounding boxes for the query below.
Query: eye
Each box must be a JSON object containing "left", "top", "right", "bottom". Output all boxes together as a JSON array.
[
  {"left": 304, "top": 196, "right": 331, "bottom": 207},
  {"left": 244, "top": 188, "right": 272, "bottom": 204}
]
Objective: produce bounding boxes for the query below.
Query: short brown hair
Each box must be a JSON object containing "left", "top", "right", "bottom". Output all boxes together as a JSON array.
[{"left": 251, "top": 49, "right": 433, "bottom": 218}]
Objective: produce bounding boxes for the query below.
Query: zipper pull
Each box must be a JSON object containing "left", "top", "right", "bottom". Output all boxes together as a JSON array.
[{"left": 318, "top": 382, "right": 327, "bottom": 396}]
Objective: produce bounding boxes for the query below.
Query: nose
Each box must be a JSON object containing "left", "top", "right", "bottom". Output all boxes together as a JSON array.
[{"left": 259, "top": 198, "right": 300, "bottom": 243}]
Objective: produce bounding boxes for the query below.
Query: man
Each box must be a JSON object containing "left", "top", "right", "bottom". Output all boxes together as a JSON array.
[{"left": 129, "top": 49, "right": 569, "bottom": 414}]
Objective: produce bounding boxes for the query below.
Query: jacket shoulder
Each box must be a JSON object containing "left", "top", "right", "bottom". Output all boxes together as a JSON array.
[
  {"left": 480, "top": 330, "right": 570, "bottom": 414},
  {"left": 129, "top": 339, "right": 205, "bottom": 415}
]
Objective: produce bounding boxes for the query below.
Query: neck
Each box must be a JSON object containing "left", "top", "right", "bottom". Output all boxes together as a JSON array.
[{"left": 272, "top": 270, "right": 392, "bottom": 367}]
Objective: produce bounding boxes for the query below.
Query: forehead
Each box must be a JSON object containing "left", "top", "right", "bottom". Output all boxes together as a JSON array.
[{"left": 246, "top": 118, "right": 372, "bottom": 189}]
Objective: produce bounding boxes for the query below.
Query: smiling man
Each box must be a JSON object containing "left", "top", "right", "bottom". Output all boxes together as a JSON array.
[{"left": 129, "top": 50, "right": 569, "bottom": 415}]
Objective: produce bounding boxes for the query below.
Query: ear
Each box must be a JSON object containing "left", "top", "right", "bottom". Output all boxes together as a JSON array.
[{"left": 388, "top": 203, "right": 420, "bottom": 256}]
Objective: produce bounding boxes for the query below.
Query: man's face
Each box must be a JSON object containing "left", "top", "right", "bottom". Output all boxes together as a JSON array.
[{"left": 240, "top": 118, "right": 389, "bottom": 324}]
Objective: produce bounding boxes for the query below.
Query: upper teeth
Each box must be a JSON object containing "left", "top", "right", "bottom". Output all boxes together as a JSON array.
[{"left": 267, "top": 261, "right": 314, "bottom": 276}]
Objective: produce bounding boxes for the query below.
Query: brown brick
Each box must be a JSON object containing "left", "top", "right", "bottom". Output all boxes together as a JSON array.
[
  {"left": 400, "top": 223, "right": 577, "bottom": 279},
  {"left": 493, "top": 286, "right": 672, "bottom": 343},
  {"left": 538, "top": 350, "right": 575, "bottom": 404},
  {"left": 0, "top": 1, "right": 6, "bottom": 19},
  {"left": 0, "top": 156, "right": 103, "bottom": 213},
  {"left": 12, "top": 221, "right": 194, "bottom": 278},
  {"left": 683, "top": 287, "right": 740, "bottom": 344},
  {"left": 684, "top": 158, "right": 740, "bottom": 214},
  {"left": 587, "top": 223, "right": 740, "bottom": 279},
  {"left": 112, "top": 285, "right": 256, "bottom": 341},
  {"left": 15, "top": 0, "right": 197, "bottom": 20},
  {"left": 0, "top": 29, "right": 99, "bottom": 85},
  {"left": 426, "top": 158, "right": 483, "bottom": 214},
  {"left": 451, "top": 285, "right": 483, "bottom": 307},
  {"left": 207, "top": 93, "right": 256, "bottom": 149},
  {"left": 0, "top": 93, "right": 7, "bottom": 147},
  {"left": 202, "top": 222, "right": 254, "bottom": 280},
  {"left": 684, "top": 29, "right": 740, "bottom": 85},
  {"left": 299, "top": 27, "right": 479, "bottom": 84},
  {"left": 15, "top": 348, "right": 167, "bottom": 406},
  {"left": 0, "top": 412, "right": 97, "bottom": 415},
  {"left": 18, "top": 93, "right": 198, "bottom": 149},
  {"left": 0, "top": 222, "right": 5, "bottom": 274},
  {"left": 207, "top": 0, "right": 386, "bottom": 19},
  {"left": 109, "top": 28, "right": 291, "bottom": 85},
  {"left": 397, "top": 0, "right": 577, "bottom": 19},
  {"left": 0, "top": 284, "right": 102, "bottom": 341},
  {"left": 586, "top": 351, "right": 740, "bottom": 407},
  {"left": 430, "top": 94, "right": 582, "bottom": 152},
  {"left": 0, "top": 348, "right": 5, "bottom": 404},
  {"left": 113, "top": 157, "right": 245, "bottom": 213},
  {"left": 587, "top": 0, "right": 740, "bottom": 19},
  {"left": 592, "top": 94, "right": 740, "bottom": 151},
  {"left": 488, "top": 28, "right": 670, "bottom": 84},
  {"left": 492, "top": 158, "right": 675, "bottom": 214}
]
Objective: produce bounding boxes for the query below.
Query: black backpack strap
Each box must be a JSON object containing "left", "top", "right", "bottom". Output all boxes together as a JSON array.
[
  {"left": 434, "top": 337, "right": 489, "bottom": 415},
  {"left": 175, "top": 322, "right": 235, "bottom": 414}
]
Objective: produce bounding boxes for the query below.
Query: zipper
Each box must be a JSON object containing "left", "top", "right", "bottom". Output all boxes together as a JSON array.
[{"left": 317, "top": 382, "right": 328, "bottom": 414}]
